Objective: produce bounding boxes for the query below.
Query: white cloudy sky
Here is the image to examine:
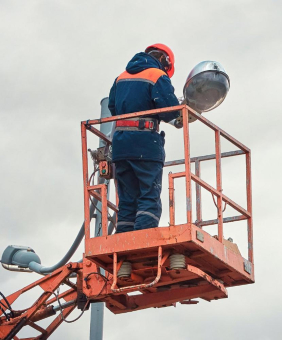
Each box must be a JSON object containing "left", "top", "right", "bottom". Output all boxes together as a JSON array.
[{"left": 0, "top": 0, "right": 281, "bottom": 339}]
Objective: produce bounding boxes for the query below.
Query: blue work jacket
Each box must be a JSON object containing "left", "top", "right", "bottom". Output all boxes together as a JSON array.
[{"left": 108, "top": 52, "right": 179, "bottom": 163}]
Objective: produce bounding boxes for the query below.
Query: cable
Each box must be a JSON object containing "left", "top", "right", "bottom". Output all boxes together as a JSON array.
[
  {"left": 0, "top": 304, "right": 10, "bottom": 321},
  {"left": 0, "top": 300, "right": 9, "bottom": 312},
  {"left": 88, "top": 167, "right": 99, "bottom": 186},
  {"left": 84, "top": 271, "right": 109, "bottom": 283},
  {"left": 89, "top": 196, "right": 102, "bottom": 215},
  {"left": 52, "top": 269, "right": 110, "bottom": 324},
  {"left": 9, "top": 291, "right": 49, "bottom": 315},
  {"left": 0, "top": 292, "right": 14, "bottom": 317},
  {"left": 89, "top": 195, "right": 116, "bottom": 236},
  {"left": 28, "top": 169, "right": 114, "bottom": 275},
  {"left": 52, "top": 291, "right": 89, "bottom": 324},
  {"left": 84, "top": 272, "right": 109, "bottom": 297},
  {"left": 211, "top": 193, "right": 227, "bottom": 212},
  {"left": 28, "top": 197, "right": 99, "bottom": 274}
]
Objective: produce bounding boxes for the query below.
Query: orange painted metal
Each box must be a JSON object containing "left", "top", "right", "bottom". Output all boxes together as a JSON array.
[
  {"left": 88, "top": 185, "right": 118, "bottom": 213},
  {"left": 84, "top": 105, "right": 186, "bottom": 125},
  {"left": 187, "top": 108, "right": 250, "bottom": 153},
  {"left": 81, "top": 104, "right": 253, "bottom": 263},
  {"left": 169, "top": 170, "right": 250, "bottom": 220},
  {"left": 0, "top": 104, "right": 254, "bottom": 339},
  {"left": 195, "top": 160, "right": 202, "bottom": 225},
  {"left": 106, "top": 264, "right": 228, "bottom": 314},
  {"left": 182, "top": 107, "right": 192, "bottom": 224},
  {"left": 111, "top": 246, "right": 163, "bottom": 293},
  {"left": 164, "top": 150, "right": 246, "bottom": 168},
  {"left": 85, "top": 224, "right": 254, "bottom": 282},
  {"left": 78, "top": 105, "right": 254, "bottom": 317},
  {"left": 81, "top": 122, "right": 91, "bottom": 241},
  {"left": 101, "top": 184, "right": 108, "bottom": 236},
  {"left": 168, "top": 173, "right": 175, "bottom": 226},
  {"left": 87, "top": 184, "right": 109, "bottom": 236},
  {"left": 246, "top": 152, "right": 254, "bottom": 263},
  {"left": 215, "top": 130, "right": 223, "bottom": 242},
  {"left": 114, "top": 179, "right": 119, "bottom": 226},
  {"left": 0, "top": 264, "right": 80, "bottom": 339},
  {"left": 190, "top": 172, "right": 251, "bottom": 218},
  {"left": 86, "top": 124, "right": 112, "bottom": 145}
]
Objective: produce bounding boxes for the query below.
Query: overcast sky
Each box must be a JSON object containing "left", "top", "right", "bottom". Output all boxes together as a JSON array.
[{"left": 1, "top": 1, "right": 281, "bottom": 339}]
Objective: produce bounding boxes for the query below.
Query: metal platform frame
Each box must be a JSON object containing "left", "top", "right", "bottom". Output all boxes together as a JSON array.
[
  {"left": 81, "top": 104, "right": 254, "bottom": 311},
  {"left": 0, "top": 104, "right": 254, "bottom": 339}
]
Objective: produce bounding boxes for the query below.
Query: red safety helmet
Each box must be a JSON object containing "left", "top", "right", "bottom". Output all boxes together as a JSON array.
[{"left": 145, "top": 43, "right": 175, "bottom": 78}]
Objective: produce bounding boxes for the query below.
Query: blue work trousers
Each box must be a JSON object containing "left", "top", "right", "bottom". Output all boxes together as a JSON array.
[{"left": 115, "top": 160, "right": 163, "bottom": 233}]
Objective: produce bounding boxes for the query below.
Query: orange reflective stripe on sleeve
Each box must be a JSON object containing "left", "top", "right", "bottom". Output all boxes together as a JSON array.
[{"left": 117, "top": 68, "right": 166, "bottom": 85}]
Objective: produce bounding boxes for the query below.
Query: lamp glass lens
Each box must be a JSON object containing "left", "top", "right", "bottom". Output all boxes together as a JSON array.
[{"left": 184, "top": 72, "right": 229, "bottom": 112}]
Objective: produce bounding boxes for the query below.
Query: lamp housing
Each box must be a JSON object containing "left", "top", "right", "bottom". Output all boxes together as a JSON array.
[{"left": 183, "top": 61, "right": 230, "bottom": 122}]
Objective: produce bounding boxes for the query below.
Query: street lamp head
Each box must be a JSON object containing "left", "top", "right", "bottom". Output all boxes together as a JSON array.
[
  {"left": 183, "top": 61, "right": 230, "bottom": 115},
  {"left": 1, "top": 245, "right": 41, "bottom": 273}
]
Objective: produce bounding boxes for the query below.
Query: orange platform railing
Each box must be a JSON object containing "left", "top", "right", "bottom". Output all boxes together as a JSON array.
[{"left": 81, "top": 104, "right": 253, "bottom": 263}]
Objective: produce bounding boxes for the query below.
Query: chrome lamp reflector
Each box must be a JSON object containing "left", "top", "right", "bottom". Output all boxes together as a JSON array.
[{"left": 183, "top": 61, "right": 230, "bottom": 115}]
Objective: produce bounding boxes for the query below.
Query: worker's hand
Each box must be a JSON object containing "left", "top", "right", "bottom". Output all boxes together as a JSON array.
[{"left": 174, "top": 113, "right": 183, "bottom": 129}]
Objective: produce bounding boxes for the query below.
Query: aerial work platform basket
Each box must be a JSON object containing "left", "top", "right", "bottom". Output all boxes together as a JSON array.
[
  {"left": 0, "top": 104, "right": 254, "bottom": 340},
  {"left": 81, "top": 104, "right": 254, "bottom": 313}
]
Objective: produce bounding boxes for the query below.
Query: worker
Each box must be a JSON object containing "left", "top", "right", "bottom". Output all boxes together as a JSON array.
[{"left": 108, "top": 43, "right": 180, "bottom": 233}]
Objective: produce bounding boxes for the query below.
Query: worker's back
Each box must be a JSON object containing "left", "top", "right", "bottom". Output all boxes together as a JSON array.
[{"left": 108, "top": 52, "right": 179, "bottom": 163}]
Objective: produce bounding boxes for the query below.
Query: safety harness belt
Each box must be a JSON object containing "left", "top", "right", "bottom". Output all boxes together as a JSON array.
[{"left": 116, "top": 118, "right": 159, "bottom": 131}]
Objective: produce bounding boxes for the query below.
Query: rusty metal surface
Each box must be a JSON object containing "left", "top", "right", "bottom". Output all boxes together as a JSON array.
[
  {"left": 84, "top": 224, "right": 254, "bottom": 284},
  {"left": 81, "top": 249, "right": 231, "bottom": 314},
  {"left": 85, "top": 224, "right": 192, "bottom": 256},
  {"left": 111, "top": 247, "right": 163, "bottom": 293},
  {"left": 81, "top": 104, "right": 253, "bottom": 259},
  {"left": 0, "top": 264, "right": 80, "bottom": 339},
  {"left": 190, "top": 225, "right": 254, "bottom": 282},
  {"left": 106, "top": 264, "right": 228, "bottom": 314},
  {"left": 79, "top": 104, "right": 254, "bottom": 316}
]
